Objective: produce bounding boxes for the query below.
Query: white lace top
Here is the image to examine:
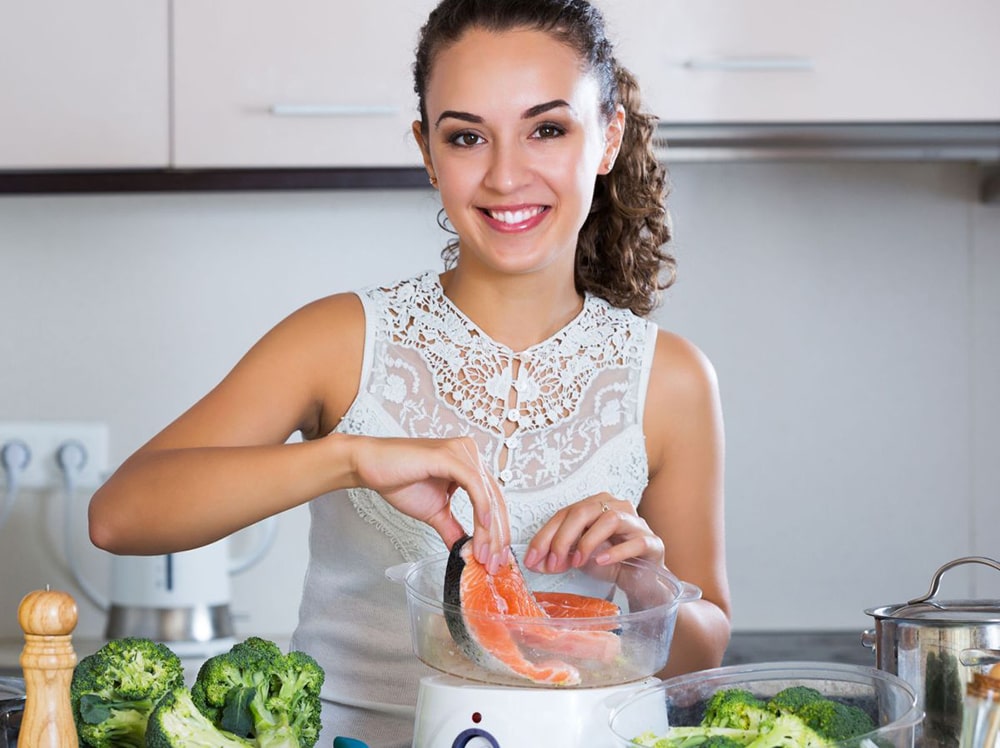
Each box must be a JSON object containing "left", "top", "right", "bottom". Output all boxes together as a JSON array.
[{"left": 290, "top": 271, "right": 658, "bottom": 747}]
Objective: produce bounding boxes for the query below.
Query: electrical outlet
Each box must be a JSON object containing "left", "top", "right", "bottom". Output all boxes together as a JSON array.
[{"left": 0, "top": 420, "right": 109, "bottom": 488}]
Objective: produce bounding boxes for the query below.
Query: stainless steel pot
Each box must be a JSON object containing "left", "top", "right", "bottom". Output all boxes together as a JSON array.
[
  {"left": 863, "top": 556, "right": 1000, "bottom": 748},
  {"left": 0, "top": 677, "right": 24, "bottom": 748}
]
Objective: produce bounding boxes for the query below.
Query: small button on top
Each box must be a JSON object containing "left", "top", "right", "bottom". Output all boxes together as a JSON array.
[
  {"left": 506, "top": 409, "right": 520, "bottom": 423},
  {"left": 499, "top": 469, "right": 513, "bottom": 483}
]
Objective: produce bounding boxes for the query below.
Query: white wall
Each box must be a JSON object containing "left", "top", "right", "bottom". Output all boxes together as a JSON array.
[{"left": 1, "top": 161, "right": 997, "bottom": 642}]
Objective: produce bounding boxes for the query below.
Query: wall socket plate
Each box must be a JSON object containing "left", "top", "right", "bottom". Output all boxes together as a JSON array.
[{"left": 0, "top": 420, "right": 109, "bottom": 488}]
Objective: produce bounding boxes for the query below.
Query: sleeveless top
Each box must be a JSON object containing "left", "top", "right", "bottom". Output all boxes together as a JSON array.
[{"left": 290, "top": 271, "right": 658, "bottom": 747}]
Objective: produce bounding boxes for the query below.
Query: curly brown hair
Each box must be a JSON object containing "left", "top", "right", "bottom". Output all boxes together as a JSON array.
[{"left": 413, "top": 0, "right": 675, "bottom": 317}]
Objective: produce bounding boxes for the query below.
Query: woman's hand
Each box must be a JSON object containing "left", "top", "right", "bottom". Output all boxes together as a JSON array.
[
  {"left": 349, "top": 435, "right": 511, "bottom": 573},
  {"left": 521, "top": 492, "right": 664, "bottom": 574}
]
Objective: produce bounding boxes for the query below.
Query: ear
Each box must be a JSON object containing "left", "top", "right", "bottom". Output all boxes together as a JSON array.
[
  {"left": 598, "top": 105, "right": 626, "bottom": 175},
  {"left": 412, "top": 120, "right": 438, "bottom": 188}
]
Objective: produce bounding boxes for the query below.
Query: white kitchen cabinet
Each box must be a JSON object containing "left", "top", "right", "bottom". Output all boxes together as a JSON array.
[
  {"left": 601, "top": 0, "right": 1000, "bottom": 124},
  {"left": 0, "top": 1, "right": 169, "bottom": 169},
  {"left": 172, "top": 0, "right": 438, "bottom": 169}
]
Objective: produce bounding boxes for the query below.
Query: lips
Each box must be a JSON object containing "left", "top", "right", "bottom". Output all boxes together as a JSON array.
[{"left": 480, "top": 205, "right": 549, "bottom": 232}]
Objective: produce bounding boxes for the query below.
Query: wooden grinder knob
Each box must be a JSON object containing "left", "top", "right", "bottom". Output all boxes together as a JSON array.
[{"left": 18, "top": 588, "right": 80, "bottom": 748}]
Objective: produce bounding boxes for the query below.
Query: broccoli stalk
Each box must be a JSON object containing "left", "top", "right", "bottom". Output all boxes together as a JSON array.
[
  {"left": 191, "top": 636, "right": 325, "bottom": 748},
  {"left": 146, "top": 686, "right": 256, "bottom": 748},
  {"left": 70, "top": 637, "right": 185, "bottom": 748}
]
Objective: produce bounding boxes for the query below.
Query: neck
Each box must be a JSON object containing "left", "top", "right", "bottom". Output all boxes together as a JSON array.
[{"left": 440, "top": 267, "right": 584, "bottom": 352}]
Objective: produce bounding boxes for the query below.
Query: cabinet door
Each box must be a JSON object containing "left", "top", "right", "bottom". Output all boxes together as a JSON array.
[
  {"left": 601, "top": 0, "right": 1000, "bottom": 123},
  {"left": 173, "top": 1, "right": 438, "bottom": 169},
  {"left": 0, "top": 1, "right": 169, "bottom": 169}
]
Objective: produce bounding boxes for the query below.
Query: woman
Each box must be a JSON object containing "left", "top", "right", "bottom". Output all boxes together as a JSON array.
[{"left": 89, "top": 0, "right": 731, "bottom": 744}]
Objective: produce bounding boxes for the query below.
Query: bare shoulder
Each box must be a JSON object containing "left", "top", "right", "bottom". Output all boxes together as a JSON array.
[
  {"left": 646, "top": 329, "right": 720, "bottom": 404},
  {"left": 643, "top": 329, "right": 724, "bottom": 473},
  {"left": 269, "top": 291, "right": 367, "bottom": 432}
]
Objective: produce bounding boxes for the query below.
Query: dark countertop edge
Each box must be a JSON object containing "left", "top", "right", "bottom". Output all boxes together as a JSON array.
[{"left": 0, "top": 167, "right": 431, "bottom": 195}]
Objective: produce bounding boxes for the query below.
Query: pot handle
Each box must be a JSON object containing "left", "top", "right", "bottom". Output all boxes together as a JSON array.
[
  {"left": 907, "top": 555, "right": 1000, "bottom": 605},
  {"left": 960, "top": 648, "right": 1000, "bottom": 668},
  {"left": 385, "top": 562, "right": 413, "bottom": 585}
]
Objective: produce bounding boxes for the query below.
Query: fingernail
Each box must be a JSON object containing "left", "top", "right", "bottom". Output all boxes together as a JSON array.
[
  {"left": 476, "top": 543, "right": 490, "bottom": 566},
  {"left": 571, "top": 550, "right": 583, "bottom": 568},
  {"left": 595, "top": 552, "right": 611, "bottom": 565},
  {"left": 547, "top": 552, "right": 559, "bottom": 572},
  {"left": 489, "top": 552, "right": 502, "bottom": 575}
]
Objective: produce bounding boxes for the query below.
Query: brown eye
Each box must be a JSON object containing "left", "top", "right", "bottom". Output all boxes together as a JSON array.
[
  {"left": 449, "top": 131, "right": 485, "bottom": 147},
  {"left": 535, "top": 123, "right": 565, "bottom": 139}
]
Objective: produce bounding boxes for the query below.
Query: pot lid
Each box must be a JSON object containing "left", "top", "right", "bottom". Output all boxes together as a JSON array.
[
  {"left": 867, "top": 556, "right": 1000, "bottom": 623},
  {"left": 875, "top": 599, "right": 1000, "bottom": 623}
]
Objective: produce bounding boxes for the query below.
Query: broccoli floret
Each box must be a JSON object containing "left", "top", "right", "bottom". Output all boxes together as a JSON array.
[
  {"left": 146, "top": 686, "right": 255, "bottom": 748},
  {"left": 745, "top": 714, "right": 827, "bottom": 748},
  {"left": 702, "top": 689, "right": 776, "bottom": 733},
  {"left": 767, "top": 686, "right": 827, "bottom": 717},
  {"left": 70, "top": 637, "right": 185, "bottom": 748},
  {"left": 797, "top": 699, "right": 876, "bottom": 742},
  {"left": 191, "top": 636, "right": 325, "bottom": 748}
]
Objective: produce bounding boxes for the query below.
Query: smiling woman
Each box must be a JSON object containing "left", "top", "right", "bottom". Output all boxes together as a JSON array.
[{"left": 86, "top": 1, "right": 729, "bottom": 746}]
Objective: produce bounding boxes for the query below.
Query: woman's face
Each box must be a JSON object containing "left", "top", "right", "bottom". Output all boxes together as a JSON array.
[{"left": 414, "top": 27, "right": 624, "bottom": 281}]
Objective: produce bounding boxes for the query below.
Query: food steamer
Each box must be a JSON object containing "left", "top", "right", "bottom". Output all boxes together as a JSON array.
[{"left": 391, "top": 547, "right": 701, "bottom": 747}]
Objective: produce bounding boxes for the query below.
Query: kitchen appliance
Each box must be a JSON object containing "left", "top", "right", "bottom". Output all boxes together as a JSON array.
[
  {"left": 0, "top": 677, "right": 24, "bottom": 748},
  {"left": 607, "top": 661, "right": 923, "bottom": 748},
  {"left": 104, "top": 521, "right": 276, "bottom": 656},
  {"left": 390, "top": 546, "right": 701, "bottom": 747},
  {"left": 863, "top": 555, "right": 1000, "bottom": 748}
]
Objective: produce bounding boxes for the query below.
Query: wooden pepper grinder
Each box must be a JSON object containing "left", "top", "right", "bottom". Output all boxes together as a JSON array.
[{"left": 18, "top": 587, "right": 79, "bottom": 748}]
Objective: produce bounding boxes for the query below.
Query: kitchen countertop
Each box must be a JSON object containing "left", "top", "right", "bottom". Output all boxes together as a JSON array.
[
  {"left": 0, "top": 630, "right": 873, "bottom": 678},
  {"left": 0, "top": 635, "right": 290, "bottom": 681}
]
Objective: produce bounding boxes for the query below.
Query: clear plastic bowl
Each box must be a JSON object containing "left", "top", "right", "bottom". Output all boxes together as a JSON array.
[
  {"left": 392, "top": 546, "right": 701, "bottom": 689},
  {"left": 608, "top": 661, "right": 923, "bottom": 747}
]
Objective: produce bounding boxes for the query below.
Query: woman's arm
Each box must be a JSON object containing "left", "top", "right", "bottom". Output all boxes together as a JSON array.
[
  {"left": 640, "top": 329, "right": 731, "bottom": 675},
  {"left": 89, "top": 292, "right": 509, "bottom": 568}
]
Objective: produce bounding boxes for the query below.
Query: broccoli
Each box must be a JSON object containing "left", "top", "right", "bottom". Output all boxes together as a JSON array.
[
  {"left": 744, "top": 714, "right": 826, "bottom": 748},
  {"left": 767, "top": 686, "right": 826, "bottom": 717},
  {"left": 702, "top": 689, "right": 776, "bottom": 732},
  {"left": 797, "top": 699, "right": 875, "bottom": 743},
  {"left": 634, "top": 686, "right": 883, "bottom": 748},
  {"left": 146, "top": 686, "right": 255, "bottom": 747},
  {"left": 190, "top": 636, "right": 325, "bottom": 748},
  {"left": 70, "top": 636, "right": 185, "bottom": 748}
]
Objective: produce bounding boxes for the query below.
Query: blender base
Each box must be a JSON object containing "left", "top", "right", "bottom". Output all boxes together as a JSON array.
[{"left": 412, "top": 674, "right": 660, "bottom": 748}]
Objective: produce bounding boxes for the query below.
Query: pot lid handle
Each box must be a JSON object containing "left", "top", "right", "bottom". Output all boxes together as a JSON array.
[{"left": 907, "top": 555, "right": 1000, "bottom": 606}]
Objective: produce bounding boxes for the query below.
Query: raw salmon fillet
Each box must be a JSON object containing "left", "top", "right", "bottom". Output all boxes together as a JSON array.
[{"left": 443, "top": 536, "right": 622, "bottom": 686}]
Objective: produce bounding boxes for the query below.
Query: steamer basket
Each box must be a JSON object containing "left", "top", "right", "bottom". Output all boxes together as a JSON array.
[
  {"left": 391, "top": 546, "right": 701, "bottom": 689},
  {"left": 609, "top": 661, "right": 923, "bottom": 748}
]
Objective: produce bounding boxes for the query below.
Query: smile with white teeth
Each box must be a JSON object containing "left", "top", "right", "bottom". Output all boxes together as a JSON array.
[{"left": 485, "top": 206, "right": 546, "bottom": 224}]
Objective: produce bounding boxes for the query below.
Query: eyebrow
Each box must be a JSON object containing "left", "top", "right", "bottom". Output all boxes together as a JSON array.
[{"left": 434, "top": 99, "right": 573, "bottom": 128}]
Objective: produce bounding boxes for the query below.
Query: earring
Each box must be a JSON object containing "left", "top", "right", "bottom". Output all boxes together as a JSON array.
[{"left": 428, "top": 175, "right": 438, "bottom": 188}]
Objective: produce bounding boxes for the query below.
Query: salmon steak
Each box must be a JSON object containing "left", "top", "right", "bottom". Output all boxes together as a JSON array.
[{"left": 443, "top": 536, "right": 623, "bottom": 686}]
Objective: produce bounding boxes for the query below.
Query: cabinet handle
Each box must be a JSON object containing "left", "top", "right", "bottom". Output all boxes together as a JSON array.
[
  {"left": 269, "top": 104, "right": 398, "bottom": 117},
  {"left": 683, "top": 56, "right": 814, "bottom": 72}
]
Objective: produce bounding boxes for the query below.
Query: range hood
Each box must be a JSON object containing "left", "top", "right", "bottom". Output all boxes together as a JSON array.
[
  {"left": 653, "top": 121, "right": 1000, "bottom": 203},
  {"left": 654, "top": 121, "right": 1000, "bottom": 163}
]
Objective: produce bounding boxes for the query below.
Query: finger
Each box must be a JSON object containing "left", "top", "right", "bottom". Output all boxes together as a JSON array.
[
  {"left": 543, "top": 495, "right": 620, "bottom": 571},
  {"left": 592, "top": 534, "right": 663, "bottom": 567},
  {"left": 454, "top": 440, "right": 510, "bottom": 573},
  {"left": 425, "top": 507, "right": 469, "bottom": 551}
]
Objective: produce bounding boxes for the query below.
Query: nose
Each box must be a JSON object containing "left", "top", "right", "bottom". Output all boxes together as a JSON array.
[{"left": 483, "top": 139, "right": 530, "bottom": 193}]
